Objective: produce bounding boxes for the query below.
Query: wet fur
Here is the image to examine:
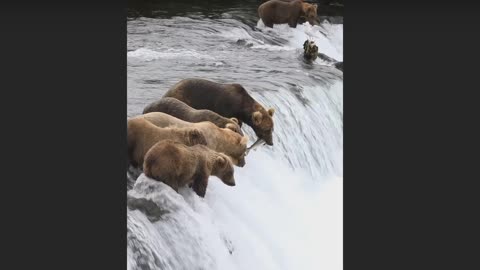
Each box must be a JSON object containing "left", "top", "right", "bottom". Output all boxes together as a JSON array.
[
  {"left": 143, "top": 97, "right": 243, "bottom": 136},
  {"left": 134, "top": 112, "right": 248, "bottom": 167},
  {"left": 163, "top": 78, "right": 275, "bottom": 145},
  {"left": 127, "top": 117, "right": 207, "bottom": 168},
  {"left": 143, "top": 140, "right": 236, "bottom": 197},
  {"left": 258, "top": 0, "right": 318, "bottom": 28}
]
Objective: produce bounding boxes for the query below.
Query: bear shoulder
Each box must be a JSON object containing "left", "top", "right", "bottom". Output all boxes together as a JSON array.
[{"left": 229, "top": 83, "right": 249, "bottom": 95}]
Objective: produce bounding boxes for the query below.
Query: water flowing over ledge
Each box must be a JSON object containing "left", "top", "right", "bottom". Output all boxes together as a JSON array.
[{"left": 128, "top": 10, "right": 343, "bottom": 270}]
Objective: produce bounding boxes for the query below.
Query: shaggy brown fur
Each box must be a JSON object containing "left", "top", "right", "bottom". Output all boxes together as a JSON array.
[
  {"left": 258, "top": 0, "right": 318, "bottom": 28},
  {"left": 142, "top": 97, "right": 243, "bottom": 136},
  {"left": 143, "top": 140, "right": 235, "bottom": 197},
  {"left": 163, "top": 78, "right": 275, "bottom": 145},
  {"left": 135, "top": 112, "right": 248, "bottom": 167},
  {"left": 127, "top": 117, "right": 207, "bottom": 168}
]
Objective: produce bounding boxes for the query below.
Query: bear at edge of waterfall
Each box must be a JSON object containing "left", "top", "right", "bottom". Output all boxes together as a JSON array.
[
  {"left": 163, "top": 78, "right": 275, "bottom": 146},
  {"left": 258, "top": 0, "right": 318, "bottom": 28},
  {"left": 144, "top": 140, "right": 236, "bottom": 197}
]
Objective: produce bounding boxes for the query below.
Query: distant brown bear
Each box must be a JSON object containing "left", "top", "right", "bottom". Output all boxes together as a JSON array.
[
  {"left": 127, "top": 117, "right": 207, "bottom": 168},
  {"left": 142, "top": 97, "right": 243, "bottom": 136},
  {"left": 262, "top": 0, "right": 314, "bottom": 25},
  {"left": 143, "top": 140, "right": 236, "bottom": 197},
  {"left": 258, "top": 0, "right": 318, "bottom": 28},
  {"left": 136, "top": 112, "right": 248, "bottom": 167},
  {"left": 163, "top": 78, "right": 275, "bottom": 145}
]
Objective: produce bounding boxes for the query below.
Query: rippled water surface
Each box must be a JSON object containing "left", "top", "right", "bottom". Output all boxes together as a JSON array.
[{"left": 128, "top": 1, "right": 343, "bottom": 269}]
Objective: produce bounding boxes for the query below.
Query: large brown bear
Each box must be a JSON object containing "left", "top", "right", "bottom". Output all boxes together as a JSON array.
[
  {"left": 136, "top": 112, "right": 248, "bottom": 167},
  {"left": 258, "top": 0, "right": 318, "bottom": 28},
  {"left": 127, "top": 117, "right": 207, "bottom": 168},
  {"left": 163, "top": 78, "right": 275, "bottom": 146},
  {"left": 143, "top": 140, "right": 236, "bottom": 198},
  {"left": 142, "top": 97, "right": 243, "bottom": 136}
]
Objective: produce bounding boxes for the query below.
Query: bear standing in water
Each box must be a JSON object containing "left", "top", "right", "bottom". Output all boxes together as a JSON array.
[
  {"left": 163, "top": 78, "right": 275, "bottom": 146},
  {"left": 258, "top": 0, "right": 318, "bottom": 28},
  {"left": 143, "top": 140, "right": 236, "bottom": 198},
  {"left": 143, "top": 97, "right": 243, "bottom": 136}
]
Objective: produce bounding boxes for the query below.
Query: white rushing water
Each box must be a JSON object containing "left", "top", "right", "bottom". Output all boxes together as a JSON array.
[
  {"left": 128, "top": 18, "right": 343, "bottom": 270},
  {"left": 255, "top": 20, "right": 343, "bottom": 61}
]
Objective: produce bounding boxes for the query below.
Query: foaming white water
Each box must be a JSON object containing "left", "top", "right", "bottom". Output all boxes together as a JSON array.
[
  {"left": 128, "top": 17, "right": 343, "bottom": 270},
  {"left": 218, "top": 27, "right": 256, "bottom": 42},
  {"left": 128, "top": 148, "right": 342, "bottom": 270},
  {"left": 250, "top": 44, "right": 295, "bottom": 51},
  {"left": 244, "top": 80, "right": 343, "bottom": 179},
  {"left": 217, "top": 28, "right": 295, "bottom": 51},
  {"left": 128, "top": 48, "right": 215, "bottom": 61},
  {"left": 319, "top": 23, "right": 343, "bottom": 58},
  {"left": 256, "top": 20, "right": 343, "bottom": 61}
]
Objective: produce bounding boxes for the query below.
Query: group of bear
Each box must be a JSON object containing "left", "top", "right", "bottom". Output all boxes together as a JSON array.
[
  {"left": 128, "top": 1, "right": 335, "bottom": 197},
  {"left": 127, "top": 78, "right": 275, "bottom": 197}
]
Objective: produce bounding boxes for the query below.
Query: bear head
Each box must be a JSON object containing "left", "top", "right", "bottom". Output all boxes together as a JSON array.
[
  {"left": 223, "top": 131, "right": 248, "bottom": 167},
  {"left": 184, "top": 128, "right": 208, "bottom": 146},
  {"left": 302, "top": 3, "right": 318, "bottom": 26},
  {"left": 237, "top": 134, "right": 249, "bottom": 167},
  {"left": 225, "top": 117, "right": 244, "bottom": 136},
  {"left": 251, "top": 107, "right": 275, "bottom": 145},
  {"left": 213, "top": 153, "right": 236, "bottom": 186}
]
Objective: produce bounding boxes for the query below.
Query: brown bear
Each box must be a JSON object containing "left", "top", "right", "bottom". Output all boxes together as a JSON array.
[
  {"left": 135, "top": 112, "right": 248, "bottom": 167},
  {"left": 258, "top": 0, "right": 318, "bottom": 28},
  {"left": 262, "top": 0, "right": 314, "bottom": 25},
  {"left": 143, "top": 140, "right": 236, "bottom": 198},
  {"left": 163, "top": 78, "right": 275, "bottom": 146},
  {"left": 127, "top": 117, "right": 207, "bottom": 168},
  {"left": 142, "top": 97, "right": 243, "bottom": 136}
]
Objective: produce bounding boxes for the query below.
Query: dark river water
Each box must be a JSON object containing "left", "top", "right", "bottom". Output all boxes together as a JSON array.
[{"left": 127, "top": 1, "right": 343, "bottom": 269}]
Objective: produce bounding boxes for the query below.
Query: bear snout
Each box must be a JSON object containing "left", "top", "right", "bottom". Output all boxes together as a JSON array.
[
  {"left": 254, "top": 132, "right": 273, "bottom": 146},
  {"left": 225, "top": 178, "right": 236, "bottom": 186},
  {"left": 237, "top": 157, "right": 246, "bottom": 167},
  {"left": 265, "top": 137, "right": 273, "bottom": 146}
]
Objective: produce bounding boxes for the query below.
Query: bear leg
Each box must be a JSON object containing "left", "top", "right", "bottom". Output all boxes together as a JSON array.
[
  {"left": 191, "top": 170, "right": 209, "bottom": 198},
  {"left": 262, "top": 19, "right": 274, "bottom": 28},
  {"left": 169, "top": 180, "right": 179, "bottom": 193},
  {"left": 288, "top": 19, "right": 297, "bottom": 28},
  {"left": 159, "top": 176, "right": 179, "bottom": 193}
]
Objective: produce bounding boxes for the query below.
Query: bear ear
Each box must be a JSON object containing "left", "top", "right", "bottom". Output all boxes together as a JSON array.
[
  {"left": 230, "top": 117, "right": 239, "bottom": 124},
  {"left": 215, "top": 156, "right": 227, "bottom": 168},
  {"left": 239, "top": 135, "right": 249, "bottom": 146},
  {"left": 268, "top": 108, "right": 275, "bottom": 117},
  {"left": 225, "top": 123, "right": 236, "bottom": 132},
  {"left": 252, "top": 111, "right": 263, "bottom": 125},
  {"left": 188, "top": 129, "right": 207, "bottom": 146}
]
